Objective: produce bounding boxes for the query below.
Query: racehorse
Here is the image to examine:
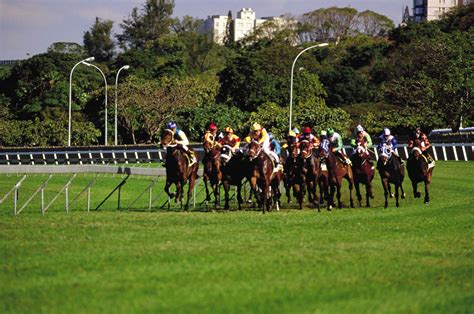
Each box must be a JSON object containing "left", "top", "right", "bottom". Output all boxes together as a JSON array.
[
  {"left": 327, "top": 149, "right": 354, "bottom": 210},
  {"left": 220, "top": 145, "right": 249, "bottom": 210},
  {"left": 317, "top": 149, "right": 330, "bottom": 207},
  {"left": 406, "top": 143, "right": 434, "bottom": 204},
  {"left": 283, "top": 143, "right": 304, "bottom": 209},
  {"left": 202, "top": 140, "right": 222, "bottom": 209},
  {"left": 160, "top": 129, "right": 199, "bottom": 210},
  {"left": 247, "top": 140, "right": 274, "bottom": 213},
  {"left": 377, "top": 148, "right": 405, "bottom": 208},
  {"left": 350, "top": 145, "right": 374, "bottom": 207},
  {"left": 299, "top": 140, "right": 322, "bottom": 211}
]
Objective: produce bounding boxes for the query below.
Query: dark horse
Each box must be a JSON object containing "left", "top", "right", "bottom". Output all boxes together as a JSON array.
[
  {"left": 247, "top": 140, "right": 274, "bottom": 213},
  {"left": 327, "top": 150, "right": 354, "bottom": 210},
  {"left": 407, "top": 145, "right": 434, "bottom": 204},
  {"left": 317, "top": 149, "right": 330, "bottom": 207},
  {"left": 160, "top": 129, "right": 199, "bottom": 210},
  {"left": 299, "top": 140, "right": 322, "bottom": 211},
  {"left": 350, "top": 146, "right": 375, "bottom": 207},
  {"left": 202, "top": 140, "right": 222, "bottom": 209},
  {"left": 220, "top": 145, "right": 249, "bottom": 210},
  {"left": 283, "top": 143, "right": 304, "bottom": 209},
  {"left": 377, "top": 150, "right": 405, "bottom": 208}
]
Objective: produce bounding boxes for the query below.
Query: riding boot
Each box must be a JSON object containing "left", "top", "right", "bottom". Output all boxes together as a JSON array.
[{"left": 188, "top": 151, "right": 197, "bottom": 166}]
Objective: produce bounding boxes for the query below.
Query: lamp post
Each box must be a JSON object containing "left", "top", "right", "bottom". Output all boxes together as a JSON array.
[
  {"left": 114, "top": 65, "right": 130, "bottom": 146},
  {"left": 82, "top": 62, "right": 108, "bottom": 146},
  {"left": 288, "top": 43, "right": 328, "bottom": 132},
  {"left": 68, "top": 56, "right": 94, "bottom": 146}
]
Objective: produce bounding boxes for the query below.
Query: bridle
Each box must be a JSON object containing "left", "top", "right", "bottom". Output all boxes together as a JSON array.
[
  {"left": 248, "top": 140, "right": 262, "bottom": 161},
  {"left": 161, "top": 129, "right": 177, "bottom": 148}
]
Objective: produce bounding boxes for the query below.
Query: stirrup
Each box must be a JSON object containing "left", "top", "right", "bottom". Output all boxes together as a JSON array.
[{"left": 189, "top": 158, "right": 197, "bottom": 167}]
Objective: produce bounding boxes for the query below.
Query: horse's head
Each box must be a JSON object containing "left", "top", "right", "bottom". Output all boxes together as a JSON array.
[
  {"left": 203, "top": 139, "right": 213, "bottom": 153},
  {"left": 412, "top": 147, "right": 422, "bottom": 160},
  {"left": 160, "top": 129, "right": 175, "bottom": 148},
  {"left": 247, "top": 140, "right": 262, "bottom": 161},
  {"left": 220, "top": 145, "right": 233, "bottom": 165},
  {"left": 290, "top": 143, "right": 300, "bottom": 159},
  {"left": 299, "top": 140, "right": 312, "bottom": 159}
]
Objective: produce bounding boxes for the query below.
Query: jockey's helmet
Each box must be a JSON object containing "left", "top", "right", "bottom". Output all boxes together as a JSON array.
[
  {"left": 166, "top": 121, "right": 177, "bottom": 129},
  {"left": 288, "top": 130, "right": 296, "bottom": 138},
  {"left": 268, "top": 132, "right": 274, "bottom": 140},
  {"left": 224, "top": 127, "right": 233, "bottom": 134},
  {"left": 303, "top": 126, "right": 311, "bottom": 134},
  {"left": 327, "top": 128, "right": 335, "bottom": 135},
  {"left": 252, "top": 123, "right": 262, "bottom": 131},
  {"left": 209, "top": 122, "right": 217, "bottom": 131},
  {"left": 356, "top": 125, "right": 364, "bottom": 133},
  {"left": 293, "top": 127, "right": 300, "bottom": 135},
  {"left": 320, "top": 130, "right": 327, "bottom": 137},
  {"left": 383, "top": 128, "right": 391, "bottom": 136}
]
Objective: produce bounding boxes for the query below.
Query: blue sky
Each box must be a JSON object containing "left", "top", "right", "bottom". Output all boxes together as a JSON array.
[{"left": 0, "top": 0, "right": 408, "bottom": 59}]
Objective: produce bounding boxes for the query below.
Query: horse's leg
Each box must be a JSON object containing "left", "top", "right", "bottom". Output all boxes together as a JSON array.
[
  {"left": 412, "top": 181, "right": 420, "bottom": 198},
  {"left": 294, "top": 184, "right": 302, "bottom": 209},
  {"left": 328, "top": 181, "right": 335, "bottom": 211},
  {"left": 355, "top": 180, "right": 362, "bottom": 207},
  {"left": 382, "top": 179, "right": 389, "bottom": 208},
  {"left": 237, "top": 183, "right": 243, "bottom": 210},
  {"left": 336, "top": 180, "right": 342, "bottom": 209},
  {"left": 223, "top": 181, "right": 230, "bottom": 210},
  {"left": 203, "top": 177, "right": 211, "bottom": 202},
  {"left": 366, "top": 181, "right": 372, "bottom": 207},
  {"left": 424, "top": 180, "right": 430, "bottom": 204},
  {"left": 212, "top": 181, "right": 220, "bottom": 209},
  {"left": 395, "top": 183, "right": 400, "bottom": 208},
  {"left": 185, "top": 172, "right": 196, "bottom": 211},
  {"left": 285, "top": 179, "right": 292, "bottom": 203},
  {"left": 400, "top": 181, "right": 406, "bottom": 199}
]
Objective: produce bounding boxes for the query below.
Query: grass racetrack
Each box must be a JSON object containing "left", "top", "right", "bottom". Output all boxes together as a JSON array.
[{"left": 1, "top": 161, "right": 473, "bottom": 313}]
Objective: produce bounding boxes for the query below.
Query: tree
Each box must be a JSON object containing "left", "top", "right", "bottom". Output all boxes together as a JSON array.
[
  {"left": 47, "top": 42, "right": 85, "bottom": 54},
  {"left": 300, "top": 7, "right": 358, "bottom": 42},
  {"left": 355, "top": 10, "right": 394, "bottom": 37},
  {"left": 223, "top": 10, "right": 234, "bottom": 46},
  {"left": 117, "top": 76, "right": 201, "bottom": 143},
  {"left": 117, "top": 0, "right": 175, "bottom": 49},
  {"left": 83, "top": 17, "right": 115, "bottom": 62}
]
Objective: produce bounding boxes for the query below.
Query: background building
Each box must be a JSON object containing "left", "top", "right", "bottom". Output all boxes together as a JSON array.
[
  {"left": 202, "top": 15, "right": 229, "bottom": 44},
  {"left": 413, "top": 0, "right": 468, "bottom": 22}
]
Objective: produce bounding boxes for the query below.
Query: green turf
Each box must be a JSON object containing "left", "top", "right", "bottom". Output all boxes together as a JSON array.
[{"left": 1, "top": 161, "right": 473, "bottom": 313}]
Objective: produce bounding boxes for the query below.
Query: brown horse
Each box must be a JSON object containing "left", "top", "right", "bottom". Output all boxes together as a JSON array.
[
  {"left": 407, "top": 145, "right": 434, "bottom": 204},
  {"left": 350, "top": 146, "right": 374, "bottom": 207},
  {"left": 160, "top": 129, "right": 199, "bottom": 210},
  {"left": 299, "top": 140, "right": 322, "bottom": 211},
  {"left": 377, "top": 151, "right": 405, "bottom": 208},
  {"left": 247, "top": 140, "right": 274, "bottom": 213},
  {"left": 220, "top": 145, "right": 249, "bottom": 210},
  {"left": 317, "top": 149, "right": 330, "bottom": 207},
  {"left": 327, "top": 150, "right": 354, "bottom": 210},
  {"left": 202, "top": 140, "right": 222, "bottom": 209},
  {"left": 283, "top": 143, "right": 304, "bottom": 208}
]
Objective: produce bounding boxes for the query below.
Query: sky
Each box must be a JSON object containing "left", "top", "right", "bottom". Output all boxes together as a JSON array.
[{"left": 0, "top": 0, "right": 409, "bottom": 60}]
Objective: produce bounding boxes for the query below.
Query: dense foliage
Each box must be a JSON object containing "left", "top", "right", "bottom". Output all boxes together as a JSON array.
[{"left": 0, "top": 1, "right": 472, "bottom": 147}]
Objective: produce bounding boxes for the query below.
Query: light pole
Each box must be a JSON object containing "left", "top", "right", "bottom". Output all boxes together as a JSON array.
[
  {"left": 114, "top": 65, "right": 130, "bottom": 146},
  {"left": 288, "top": 43, "right": 328, "bottom": 132},
  {"left": 68, "top": 56, "right": 94, "bottom": 146},
  {"left": 83, "top": 62, "right": 108, "bottom": 146}
]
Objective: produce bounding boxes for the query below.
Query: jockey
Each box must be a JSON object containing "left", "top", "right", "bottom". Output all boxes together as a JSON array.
[
  {"left": 377, "top": 128, "right": 402, "bottom": 163},
  {"left": 319, "top": 130, "right": 330, "bottom": 156},
  {"left": 245, "top": 122, "right": 280, "bottom": 172},
  {"left": 298, "top": 126, "right": 320, "bottom": 150},
  {"left": 327, "top": 128, "right": 351, "bottom": 165},
  {"left": 165, "top": 121, "right": 196, "bottom": 165},
  {"left": 217, "top": 127, "right": 241, "bottom": 153},
  {"left": 282, "top": 130, "right": 298, "bottom": 150},
  {"left": 202, "top": 122, "right": 218, "bottom": 150},
  {"left": 408, "top": 127, "right": 434, "bottom": 163},
  {"left": 350, "top": 124, "right": 373, "bottom": 155}
]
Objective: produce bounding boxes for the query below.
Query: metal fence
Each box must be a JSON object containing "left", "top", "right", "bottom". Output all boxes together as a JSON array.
[{"left": 0, "top": 143, "right": 473, "bottom": 165}]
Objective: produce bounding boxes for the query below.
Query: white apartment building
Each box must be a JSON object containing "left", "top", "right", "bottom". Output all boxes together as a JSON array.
[
  {"left": 234, "top": 8, "right": 259, "bottom": 42},
  {"left": 202, "top": 8, "right": 294, "bottom": 44},
  {"left": 413, "top": 0, "right": 467, "bottom": 21},
  {"left": 202, "top": 15, "right": 229, "bottom": 44}
]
